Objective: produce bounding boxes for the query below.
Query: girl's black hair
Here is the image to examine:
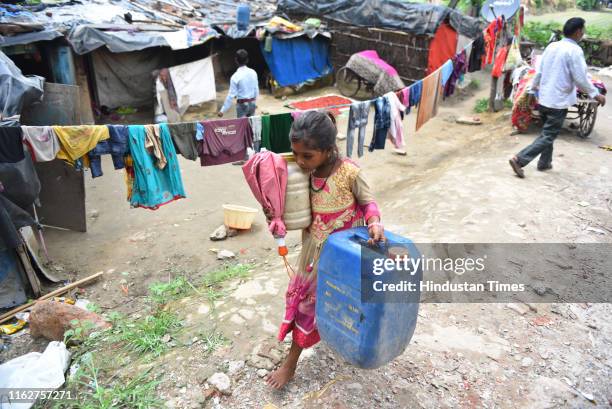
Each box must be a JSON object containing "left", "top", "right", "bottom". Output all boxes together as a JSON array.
[{"left": 290, "top": 111, "right": 339, "bottom": 162}]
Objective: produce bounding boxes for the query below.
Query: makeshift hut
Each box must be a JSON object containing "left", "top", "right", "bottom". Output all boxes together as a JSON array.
[
  {"left": 277, "top": 0, "right": 484, "bottom": 83},
  {"left": 0, "top": 0, "right": 278, "bottom": 120}
]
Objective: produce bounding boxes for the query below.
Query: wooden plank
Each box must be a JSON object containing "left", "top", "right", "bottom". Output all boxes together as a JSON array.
[
  {"left": 15, "top": 245, "right": 41, "bottom": 297},
  {"left": 0, "top": 271, "right": 104, "bottom": 324}
]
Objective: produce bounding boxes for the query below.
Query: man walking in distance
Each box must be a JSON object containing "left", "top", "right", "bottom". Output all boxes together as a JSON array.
[
  {"left": 509, "top": 17, "right": 605, "bottom": 178},
  {"left": 218, "top": 49, "right": 259, "bottom": 119}
]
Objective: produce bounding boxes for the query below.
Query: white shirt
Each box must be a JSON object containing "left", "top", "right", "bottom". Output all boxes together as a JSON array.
[{"left": 532, "top": 38, "right": 598, "bottom": 109}]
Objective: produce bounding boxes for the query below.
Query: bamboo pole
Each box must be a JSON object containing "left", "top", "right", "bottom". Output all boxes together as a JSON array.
[{"left": 0, "top": 271, "right": 104, "bottom": 324}]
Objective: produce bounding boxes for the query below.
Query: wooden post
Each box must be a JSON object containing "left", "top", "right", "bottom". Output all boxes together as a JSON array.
[{"left": 489, "top": 76, "right": 498, "bottom": 112}]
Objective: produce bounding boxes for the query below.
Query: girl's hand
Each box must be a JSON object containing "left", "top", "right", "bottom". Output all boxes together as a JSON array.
[{"left": 367, "top": 222, "right": 385, "bottom": 245}]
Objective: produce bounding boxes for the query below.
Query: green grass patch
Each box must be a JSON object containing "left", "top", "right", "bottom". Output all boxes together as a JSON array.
[
  {"left": 202, "top": 263, "right": 252, "bottom": 287},
  {"left": 47, "top": 354, "right": 162, "bottom": 409},
  {"left": 114, "top": 311, "right": 182, "bottom": 357},
  {"left": 474, "top": 98, "right": 489, "bottom": 113},
  {"left": 148, "top": 276, "right": 193, "bottom": 304},
  {"left": 200, "top": 329, "right": 229, "bottom": 355}
]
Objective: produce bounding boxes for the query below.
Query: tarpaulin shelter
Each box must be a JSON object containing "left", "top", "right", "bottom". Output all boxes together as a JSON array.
[
  {"left": 0, "top": 0, "right": 276, "bottom": 114},
  {"left": 260, "top": 34, "right": 332, "bottom": 88},
  {"left": 278, "top": 0, "right": 484, "bottom": 83}
]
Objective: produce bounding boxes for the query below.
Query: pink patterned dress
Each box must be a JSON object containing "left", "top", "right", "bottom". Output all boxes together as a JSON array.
[{"left": 278, "top": 159, "right": 380, "bottom": 348}]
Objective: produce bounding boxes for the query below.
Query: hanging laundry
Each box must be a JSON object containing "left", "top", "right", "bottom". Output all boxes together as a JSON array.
[
  {"left": 144, "top": 124, "right": 167, "bottom": 169},
  {"left": 127, "top": 124, "right": 185, "bottom": 210},
  {"left": 416, "top": 69, "right": 442, "bottom": 132},
  {"left": 484, "top": 17, "right": 504, "bottom": 66},
  {"left": 346, "top": 101, "right": 370, "bottom": 158},
  {"left": 444, "top": 51, "right": 467, "bottom": 98},
  {"left": 440, "top": 60, "right": 454, "bottom": 88},
  {"left": 398, "top": 88, "right": 410, "bottom": 108},
  {"left": 249, "top": 116, "right": 262, "bottom": 152},
  {"left": 468, "top": 34, "right": 486, "bottom": 73},
  {"left": 168, "top": 122, "right": 198, "bottom": 161},
  {"left": 408, "top": 80, "right": 423, "bottom": 114},
  {"left": 503, "top": 37, "right": 523, "bottom": 72},
  {"left": 261, "top": 113, "right": 293, "bottom": 154},
  {"left": 195, "top": 122, "right": 205, "bottom": 141},
  {"left": 0, "top": 127, "right": 25, "bottom": 163},
  {"left": 21, "top": 126, "right": 60, "bottom": 162},
  {"left": 124, "top": 154, "right": 135, "bottom": 202},
  {"left": 168, "top": 56, "right": 216, "bottom": 115},
  {"left": 198, "top": 118, "right": 253, "bottom": 166},
  {"left": 386, "top": 92, "right": 407, "bottom": 149},
  {"left": 456, "top": 34, "right": 472, "bottom": 55},
  {"left": 463, "top": 42, "right": 473, "bottom": 68},
  {"left": 369, "top": 95, "right": 391, "bottom": 152},
  {"left": 492, "top": 46, "right": 510, "bottom": 78},
  {"left": 260, "top": 115, "right": 271, "bottom": 151},
  {"left": 88, "top": 125, "right": 129, "bottom": 178},
  {"left": 53, "top": 125, "right": 109, "bottom": 167}
]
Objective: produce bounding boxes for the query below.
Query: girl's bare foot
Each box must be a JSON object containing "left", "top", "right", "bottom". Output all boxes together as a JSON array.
[
  {"left": 266, "top": 362, "right": 297, "bottom": 389},
  {"left": 266, "top": 340, "right": 303, "bottom": 389}
]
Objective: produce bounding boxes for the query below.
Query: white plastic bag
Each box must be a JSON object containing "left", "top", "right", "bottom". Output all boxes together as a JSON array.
[{"left": 0, "top": 341, "right": 71, "bottom": 409}]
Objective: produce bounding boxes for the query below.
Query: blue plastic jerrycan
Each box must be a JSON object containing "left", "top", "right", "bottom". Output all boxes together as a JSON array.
[
  {"left": 316, "top": 227, "right": 422, "bottom": 369},
  {"left": 236, "top": 4, "right": 250, "bottom": 30}
]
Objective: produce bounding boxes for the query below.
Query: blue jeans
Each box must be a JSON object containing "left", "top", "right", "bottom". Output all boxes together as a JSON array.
[
  {"left": 346, "top": 101, "right": 370, "bottom": 158},
  {"left": 88, "top": 125, "right": 129, "bottom": 178},
  {"left": 516, "top": 106, "right": 567, "bottom": 168},
  {"left": 236, "top": 101, "right": 256, "bottom": 118},
  {"left": 369, "top": 96, "right": 390, "bottom": 152}
]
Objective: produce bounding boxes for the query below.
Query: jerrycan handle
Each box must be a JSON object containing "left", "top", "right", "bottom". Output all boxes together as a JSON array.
[{"left": 350, "top": 228, "right": 388, "bottom": 251}]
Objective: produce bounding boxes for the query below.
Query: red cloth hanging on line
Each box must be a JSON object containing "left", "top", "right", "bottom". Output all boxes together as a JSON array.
[{"left": 427, "top": 22, "right": 458, "bottom": 75}]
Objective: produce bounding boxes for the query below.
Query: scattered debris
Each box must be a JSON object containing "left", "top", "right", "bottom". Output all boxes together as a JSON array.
[
  {"left": 208, "top": 372, "right": 231, "bottom": 395},
  {"left": 227, "top": 360, "right": 245, "bottom": 375},
  {"left": 531, "top": 316, "right": 552, "bottom": 327},
  {"left": 506, "top": 303, "right": 530, "bottom": 316},
  {"left": 521, "top": 357, "right": 533, "bottom": 368},
  {"left": 456, "top": 116, "right": 482, "bottom": 125},
  {"left": 216, "top": 250, "right": 236, "bottom": 260},
  {"left": 586, "top": 227, "right": 606, "bottom": 235},
  {"left": 210, "top": 225, "right": 228, "bottom": 241}
]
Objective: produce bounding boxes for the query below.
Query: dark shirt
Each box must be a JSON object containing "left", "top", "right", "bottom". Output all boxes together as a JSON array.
[
  {"left": 0, "top": 127, "right": 25, "bottom": 164},
  {"left": 198, "top": 118, "right": 253, "bottom": 166}
]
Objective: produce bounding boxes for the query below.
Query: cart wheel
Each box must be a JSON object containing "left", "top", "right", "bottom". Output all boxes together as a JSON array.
[
  {"left": 578, "top": 102, "right": 597, "bottom": 138},
  {"left": 336, "top": 67, "right": 362, "bottom": 98}
]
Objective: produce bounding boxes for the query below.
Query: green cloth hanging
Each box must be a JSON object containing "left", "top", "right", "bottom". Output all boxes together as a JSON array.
[
  {"left": 260, "top": 113, "right": 292, "bottom": 153},
  {"left": 269, "top": 113, "right": 293, "bottom": 153}
]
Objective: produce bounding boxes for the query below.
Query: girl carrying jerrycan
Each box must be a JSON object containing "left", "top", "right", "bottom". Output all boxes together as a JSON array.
[{"left": 264, "top": 110, "right": 385, "bottom": 389}]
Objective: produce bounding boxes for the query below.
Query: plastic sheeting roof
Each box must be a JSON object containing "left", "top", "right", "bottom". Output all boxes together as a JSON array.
[
  {"left": 0, "top": 0, "right": 277, "bottom": 53},
  {"left": 277, "top": 0, "right": 485, "bottom": 38}
]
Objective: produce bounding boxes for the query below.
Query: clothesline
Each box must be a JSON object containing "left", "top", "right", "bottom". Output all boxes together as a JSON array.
[{"left": 1, "top": 15, "right": 516, "bottom": 212}]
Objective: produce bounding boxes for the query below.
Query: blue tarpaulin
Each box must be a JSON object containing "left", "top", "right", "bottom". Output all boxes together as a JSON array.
[{"left": 261, "top": 36, "right": 332, "bottom": 87}]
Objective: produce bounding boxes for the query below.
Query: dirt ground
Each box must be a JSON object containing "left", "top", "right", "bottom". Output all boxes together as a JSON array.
[{"left": 2, "top": 68, "right": 611, "bottom": 408}]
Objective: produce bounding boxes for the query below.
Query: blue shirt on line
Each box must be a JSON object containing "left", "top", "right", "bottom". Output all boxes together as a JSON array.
[{"left": 220, "top": 66, "right": 259, "bottom": 113}]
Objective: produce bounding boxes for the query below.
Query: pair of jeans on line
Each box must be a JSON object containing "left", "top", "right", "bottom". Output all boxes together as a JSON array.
[
  {"left": 346, "top": 101, "right": 371, "bottom": 157},
  {"left": 369, "top": 96, "right": 391, "bottom": 152},
  {"left": 236, "top": 101, "right": 256, "bottom": 118},
  {"left": 516, "top": 106, "right": 568, "bottom": 169}
]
